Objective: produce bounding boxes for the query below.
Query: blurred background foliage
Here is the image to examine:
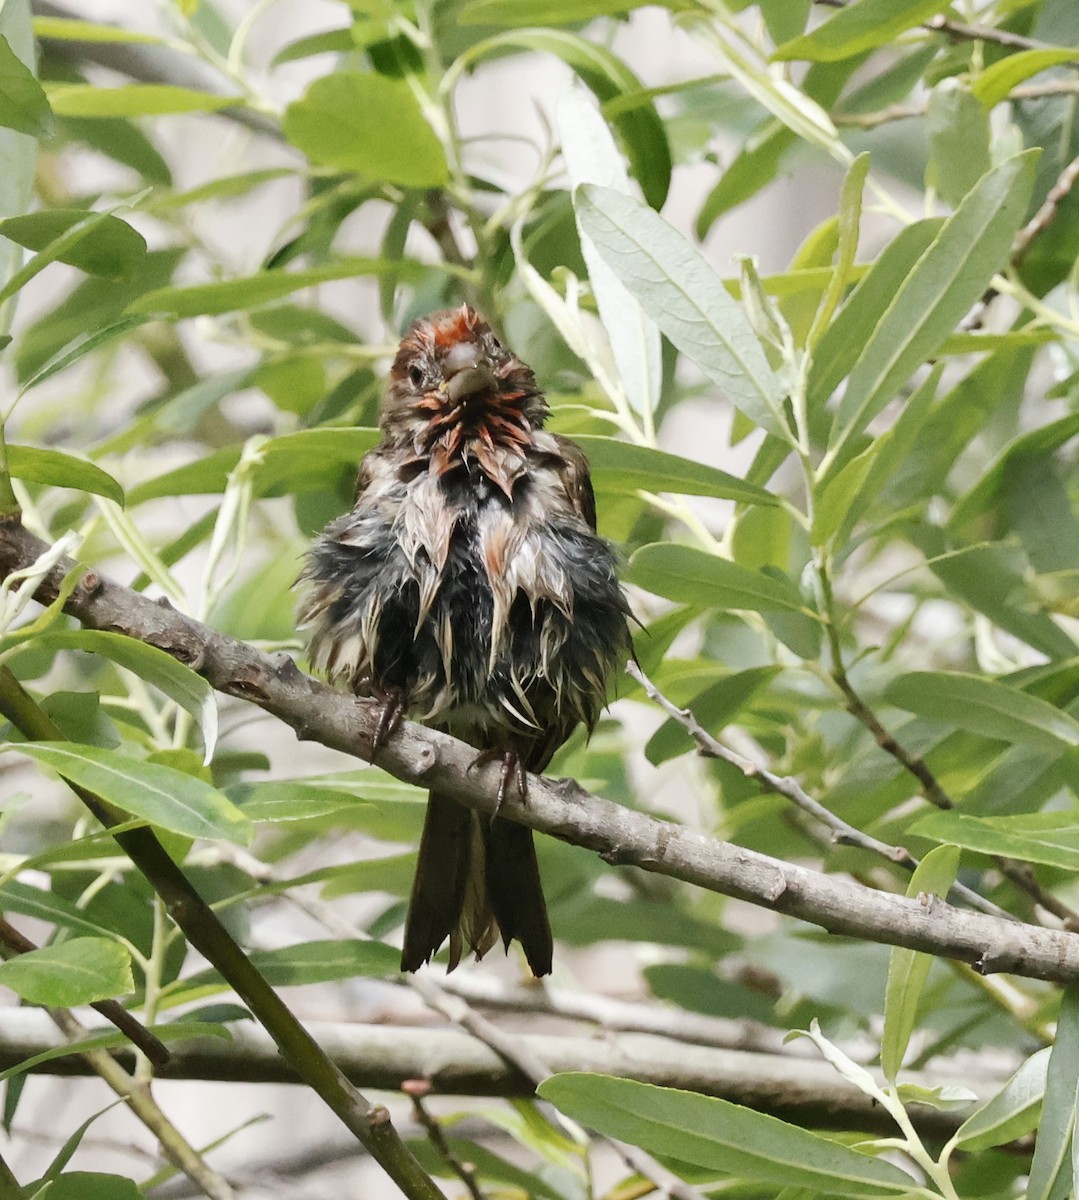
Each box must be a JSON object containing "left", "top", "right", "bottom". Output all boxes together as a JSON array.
[{"left": 2, "top": 0, "right": 1079, "bottom": 1196}]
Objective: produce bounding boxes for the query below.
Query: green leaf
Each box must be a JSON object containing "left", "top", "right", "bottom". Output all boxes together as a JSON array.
[
  {"left": 958, "top": 1047, "right": 1050, "bottom": 1151},
  {"left": 885, "top": 671, "right": 1079, "bottom": 756},
  {"left": 126, "top": 428, "right": 379, "bottom": 505},
  {"left": 829, "top": 151, "right": 1037, "bottom": 462},
  {"left": 0, "top": 880, "right": 120, "bottom": 940},
  {"left": 927, "top": 79, "right": 991, "bottom": 207},
  {"left": 561, "top": 88, "right": 661, "bottom": 419},
  {"left": 577, "top": 185, "right": 788, "bottom": 438},
  {"left": 574, "top": 436, "right": 777, "bottom": 506},
  {"left": 628, "top": 544, "right": 808, "bottom": 613},
  {"left": 181, "top": 940, "right": 398, "bottom": 990},
  {"left": 283, "top": 72, "right": 447, "bottom": 188},
  {"left": 0, "top": 5, "right": 37, "bottom": 298},
  {"left": 18, "top": 315, "right": 149, "bottom": 394},
  {"left": 226, "top": 780, "right": 371, "bottom": 823},
  {"left": 0, "top": 33, "right": 51, "bottom": 137},
  {"left": 645, "top": 667, "right": 780, "bottom": 765},
  {"left": 127, "top": 258, "right": 436, "bottom": 318},
  {"left": 0, "top": 938, "right": 132, "bottom": 1006},
  {"left": 15, "top": 743, "right": 251, "bottom": 843},
  {"left": 460, "top": 0, "right": 673, "bottom": 23},
  {"left": 47, "top": 83, "right": 241, "bottom": 117},
  {"left": 773, "top": 0, "right": 952, "bottom": 62},
  {"left": 0, "top": 209, "right": 146, "bottom": 279},
  {"left": 32, "top": 17, "right": 164, "bottom": 43},
  {"left": 5, "top": 445, "right": 124, "bottom": 505},
  {"left": 909, "top": 811, "right": 1079, "bottom": 872},
  {"left": 18, "top": 630, "right": 218, "bottom": 762},
  {"left": 150, "top": 167, "right": 295, "bottom": 211},
  {"left": 972, "top": 49, "right": 1079, "bottom": 110},
  {"left": 808, "top": 219, "right": 941, "bottom": 410},
  {"left": 24, "top": 1172, "right": 142, "bottom": 1200},
  {"left": 1028, "top": 989, "right": 1079, "bottom": 1200},
  {"left": 881, "top": 844, "right": 960, "bottom": 1081},
  {"left": 949, "top": 411, "right": 1079, "bottom": 530},
  {"left": 538, "top": 1074, "right": 917, "bottom": 1193}
]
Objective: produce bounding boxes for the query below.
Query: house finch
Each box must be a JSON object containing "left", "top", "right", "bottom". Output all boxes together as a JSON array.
[{"left": 299, "top": 305, "right": 630, "bottom": 976}]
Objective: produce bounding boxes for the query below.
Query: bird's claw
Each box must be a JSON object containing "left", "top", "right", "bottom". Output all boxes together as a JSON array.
[
  {"left": 370, "top": 691, "right": 405, "bottom": 758},
  {"left": 469, "top": 749, "right": 528, "bottom": 821}
]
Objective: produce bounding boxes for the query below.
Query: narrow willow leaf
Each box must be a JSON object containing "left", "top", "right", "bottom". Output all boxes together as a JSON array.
[
  {"left": 18, "top": 630, "right": 219, "bottom": 762},
  {"left": 575, "top": 436, "right": 778, "bottom": 505},
  {"left": 645, "top": 667, "right": 780, "bottom": 764},
  {"left": 807, "top": 152, "right": 868, "bottom": 348},
  {"left": 909, "top": 812, "right": 1079, "bottom": 872},
  {"left": 561, "top": 88, "right": 661, "bottom": 419},
  {"left": 0, "top": 33, "right": 52, "bottom": 137},
  {"left": 0, "top": 209, "right": 145, "bottom": 279},
  {"left": 958, "top": 1048, "right": 1050, "bottom": 1151},
  {"left": 0, "top": 938, "right": 131, "bottom": 1006},
  {"left": 17, "top": 315, "right": 149, "bottom": 394},
  {"left": 127, "top": 259, "right": 441, "bottom": 318},
  {"left": 881, "top": 845, "right": 960, "bottom": 1081},
  {"left": 179, "top": 940, "right": 399, "bottom": 991},
  {"left": 538, "top": 1074, "right": 917, "bottom": 1193},
  {"left": 1028, "top": 990, "right": 1079, "bottom": 1200},
  {"left": 628, "top": 544, "right": 807, "bottom": 613},
  {"left": 577, "top": 185, "right": 789, "bottom": 438},
  {"left": 886, "top": 671, "right": 1079, "bottom": 756},
  {"left": 830, "top": 151, "right": 1037, "bottom": 461},
  {"left": 973, "top": 49, "right": 1079, "bottom": 110},
  {"left": 774, "top": 0, "right": 952, "bottom": 62},
  {"left": 47, "top": 83, "right": 240, "bottom": 117},
  {"left": 5, "top": 444, "right": 124, "bottom": 505},
  {"left": 927, "top": 79, "right": 991, "bottom": 207},
  {"left": 15, "top": 742, "right": 251, "bottom": 842},
  {"left": 0, "top": 5, "right": 38, "bottom": 296}
]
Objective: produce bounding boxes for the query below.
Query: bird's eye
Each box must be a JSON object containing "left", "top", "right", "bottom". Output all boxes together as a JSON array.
[{"left": 408, "top": 363, "right": 425, "bottom": 388}]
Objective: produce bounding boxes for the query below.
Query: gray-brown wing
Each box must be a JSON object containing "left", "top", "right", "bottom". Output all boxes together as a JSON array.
[{"left": 548, "top": 433, "right": 598, "bottom": 531}]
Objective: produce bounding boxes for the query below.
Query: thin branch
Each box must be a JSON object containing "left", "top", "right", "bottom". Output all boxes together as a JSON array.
[
  {"left": 42, "top": 1006, "right": 235, "bottom": 1200},
  {"left": 4, "top": 521, "right": 1079, "bottom": 983},
  {"left": 813, "top": 0, "right": 1055, "bottom": 51},
  {"left": 0, "top": 1007, "right": 1002, "bottom": 1139},
  {"left": 405, "top": 1083, "right": 486, "bottom": 1200},
  {"left": 627, "top": 661, "right": 1010, "bottom": 921},
  {"left": 0, "top": 916, "right": 171, "bottom": 1071},
  {"left": 438, "top": 974, "right": 795, "bottom": 1055},
  {"left": 834, "top": 81, "right": 1079, "bottom": 130}
]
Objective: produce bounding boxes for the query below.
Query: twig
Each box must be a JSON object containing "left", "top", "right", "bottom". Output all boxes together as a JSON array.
[
  {"left": 0, "top": 660, "right": 443, "bottom": 1200},
  {"left": 44, "top": 1006, "right": 235, "bottom": 1200},
  {"left": 813, "top": 0, "right": 1054, "bottom": 51},
  {"left": 404, "top": 1083, "right": 486, "bottom": 1200},
  {"left": 817, "top": 568, "right": 1079, "bottom": 931},
  {"left": 0, "top": 916, "right": 170, "bottom": 1071},
  {"left": 627, "top": 661, "right": 1010, "bottom": 921},
  {"left": 438, "top": 973, "right": 794, "bottom": 1055},
  {"left": 834, "top": 81, "right": 1079, "bottom": 131},
  {"left": 4, "top": 521, "right": 1079, "bottom": 982}
]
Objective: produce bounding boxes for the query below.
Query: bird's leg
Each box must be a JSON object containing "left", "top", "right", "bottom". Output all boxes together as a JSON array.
[
  {"left": 369, "top": 689, "right": 406, "bottom": 758},
  {"left": 469, "top": 748, "right": 528, "bottom": 820}
]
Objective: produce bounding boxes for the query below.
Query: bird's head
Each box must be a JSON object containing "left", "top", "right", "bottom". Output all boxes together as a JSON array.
[{"left": 381, "top": 306, "right": 547, "bottom": 483}]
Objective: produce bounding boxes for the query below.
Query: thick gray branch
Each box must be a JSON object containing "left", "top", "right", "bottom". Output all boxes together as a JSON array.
[
  {"left": 0, "top": 1008, "right": 1001, "bottom": 1138},
  {"left": 5, "top": 517, "right": 1079, "bottom": 983}
]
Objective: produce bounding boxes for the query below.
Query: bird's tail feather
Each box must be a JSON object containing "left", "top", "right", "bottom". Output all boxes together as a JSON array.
[{"left": 401, "top": 791, "right": 552, "bottom": 976}]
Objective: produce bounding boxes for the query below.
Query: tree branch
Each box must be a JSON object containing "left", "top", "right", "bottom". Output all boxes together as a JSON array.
[
  {"left": 4, "top": 518, "right": 1079, "bottom": 982},
  {"left": 0, "top": 1008, "right": 1003, "bottom": 1139}
]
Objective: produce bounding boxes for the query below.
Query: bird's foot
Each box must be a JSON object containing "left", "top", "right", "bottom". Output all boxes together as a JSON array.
[
  {"left": 470, "top": 748, "right": 528, "bottom": 820},
  {"left": 370, "top": 690, "right": 406, "bottom": 759}
]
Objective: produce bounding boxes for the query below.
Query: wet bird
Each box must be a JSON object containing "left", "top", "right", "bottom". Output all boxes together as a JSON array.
[{"left": 300, "top": 305, "right": 630, "bottom": 975}]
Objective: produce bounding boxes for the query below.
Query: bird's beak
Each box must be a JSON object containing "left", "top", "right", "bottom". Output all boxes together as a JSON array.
[{"left": 442, "top": 342, "right": 499, "bottom": 405}]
